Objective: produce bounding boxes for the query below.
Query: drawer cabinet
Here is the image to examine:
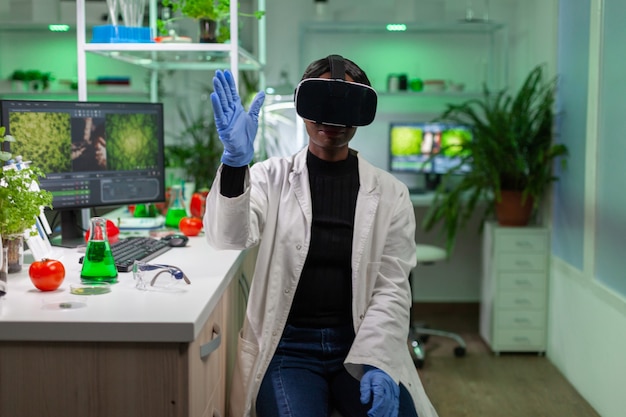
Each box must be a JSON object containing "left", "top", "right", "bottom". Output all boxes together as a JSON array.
[{"left": 479, "top": 221, "right": 549, "bottom": 354}]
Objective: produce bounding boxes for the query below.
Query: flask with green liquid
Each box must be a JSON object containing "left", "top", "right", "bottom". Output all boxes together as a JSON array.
[
  {"left": 165, "top": 184, "right": 187, "bottom": 229},
  {"left": 81, "top": 217, "right": 118, "bottom": 283}
]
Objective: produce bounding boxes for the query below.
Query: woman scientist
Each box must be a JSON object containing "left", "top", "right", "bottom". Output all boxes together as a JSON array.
[{"left": 204, "top": 55, "right": 438, "bottom": 417}]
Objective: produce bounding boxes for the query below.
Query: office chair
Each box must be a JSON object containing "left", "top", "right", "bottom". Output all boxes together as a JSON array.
[{"left": 409, "top": 244, "right": 467, "bottom": 368}]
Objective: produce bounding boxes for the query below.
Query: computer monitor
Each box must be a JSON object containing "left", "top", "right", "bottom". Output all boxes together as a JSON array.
[
  {"left": 389, "top": 121, "right": 473, "bottom": 191},
  {"left": 0, "top": 99, "right": 165, "bottom": 247}
]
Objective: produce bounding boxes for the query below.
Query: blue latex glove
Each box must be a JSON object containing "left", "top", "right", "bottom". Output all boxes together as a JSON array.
[
  {"left": 360, "top": 366, "right": 400, "bottom": 417},
  {"left": 211, "top": 69, "right": 265, "bottom": 167}
]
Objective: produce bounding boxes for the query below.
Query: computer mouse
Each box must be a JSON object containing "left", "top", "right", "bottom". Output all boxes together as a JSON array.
[{"left": 161, "top": 233, "right": 189, "bottom": 247}]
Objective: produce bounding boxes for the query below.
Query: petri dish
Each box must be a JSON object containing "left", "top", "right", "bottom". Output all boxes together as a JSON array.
[
  {"left": 70, "top": 282, "right": 112, "bottom": 295},
  {"left": 42, "top": 300, "right": 87, "bottom": 310}
]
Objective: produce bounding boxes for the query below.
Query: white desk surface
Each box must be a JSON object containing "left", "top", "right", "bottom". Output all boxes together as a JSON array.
[{"left": 0, "top": 235, "right": 244, "bottom": 343}]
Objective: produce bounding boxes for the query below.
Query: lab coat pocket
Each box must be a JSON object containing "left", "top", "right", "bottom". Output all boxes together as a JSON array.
[{"left": 230, "top": 330, "right": 260, "bottom": 415}]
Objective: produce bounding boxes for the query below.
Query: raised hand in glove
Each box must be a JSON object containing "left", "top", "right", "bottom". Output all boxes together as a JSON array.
[
  {"left": 211, "top": 69, "right": 265, "bottom": 167},
  {"left": 360, "top": 365, "right": 400, "bottom": 417}
]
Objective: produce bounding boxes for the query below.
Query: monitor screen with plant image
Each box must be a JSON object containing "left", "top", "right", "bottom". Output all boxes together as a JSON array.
[
  {"left": 389, "top": 121, "right": 473, "bottom": 192},
  {"left": 0, "top": 100, "right": 165, "bottom": 247}
]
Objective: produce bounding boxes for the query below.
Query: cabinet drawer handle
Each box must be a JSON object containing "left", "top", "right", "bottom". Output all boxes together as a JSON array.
[
  {"left": 514, "top": 298, "right": 531, "bottom": 305},
  {"left": 515, "top": 241, "right": 533, "bottom": 249},
  {"left": 514, "top": 317, "right": 531, "bottom": 324},
  {"left": 514, "top": 279, "right": 531, "bottom": 286},
  {"left": 515, "top": 260, "right": 533, "bottom": 268},
  {"left": 513, "top": 336, "right": 530, "bottom": 343},
  {"left": 200, "top": 324, "right": 222, "bottom": 359}
]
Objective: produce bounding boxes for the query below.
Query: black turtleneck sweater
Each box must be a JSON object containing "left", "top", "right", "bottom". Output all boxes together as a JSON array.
[{"left": 220, "top": 151, "right": 360, "bottom": 328}]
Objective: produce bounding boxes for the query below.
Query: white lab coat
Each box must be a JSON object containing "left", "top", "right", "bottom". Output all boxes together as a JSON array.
[{"left": 204, "top": 147, "right": 438, "bottom": 417}]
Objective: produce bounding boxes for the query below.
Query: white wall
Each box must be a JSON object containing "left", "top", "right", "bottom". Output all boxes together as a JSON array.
[
  {"left": 546, "top": 1, "right": 626, "bottom": 416},
  {"left": 549, "top": 260, "right": 626, "bottom": 417}
]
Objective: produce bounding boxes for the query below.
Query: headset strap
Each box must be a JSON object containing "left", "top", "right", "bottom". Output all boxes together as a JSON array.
[{"left": 328, "top": 54, "right": 345, "bottom": 80}]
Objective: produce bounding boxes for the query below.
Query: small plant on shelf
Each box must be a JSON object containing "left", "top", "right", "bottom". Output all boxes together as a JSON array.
[{"left": 158, "top": 0, "right": 265, "bottom": 42}]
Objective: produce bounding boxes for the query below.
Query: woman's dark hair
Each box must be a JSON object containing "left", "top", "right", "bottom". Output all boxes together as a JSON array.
[{"left": 301, "top": 55, "right": 371, "bottom": 86}]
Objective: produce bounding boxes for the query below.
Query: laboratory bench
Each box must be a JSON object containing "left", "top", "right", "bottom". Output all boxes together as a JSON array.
[{"left": 0, "top": 235, "right": 255, "bottom": 417}]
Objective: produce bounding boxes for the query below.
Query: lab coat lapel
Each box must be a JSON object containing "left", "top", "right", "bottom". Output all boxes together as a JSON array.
[
  {"left": 351, "top": 152, "right": 380, "bottom": 286},
  {"left": 289, "top": 148, "right": 313, "bottom": 225}
]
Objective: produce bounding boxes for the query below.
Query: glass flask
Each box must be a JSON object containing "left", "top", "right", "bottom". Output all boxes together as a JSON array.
[
  {"left": 81, "top": 217, "right": 118, "bottom": 283},
  {"left": 165, "top": 184, "right": 187, "bottom": 229},
  {"left": 133, "top": 203, "right": 158, "bottom": 218}
]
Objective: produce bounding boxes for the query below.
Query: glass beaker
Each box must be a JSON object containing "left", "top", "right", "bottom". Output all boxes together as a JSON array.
[
  {"left": 81, "top": 217, "right": 118, "bottom": 284},
  {"left": 165, "top": 184, "right": 187, "bottom": 229},
  {"left": 133, "top": 203, "right": 158, "bottom": 218}
]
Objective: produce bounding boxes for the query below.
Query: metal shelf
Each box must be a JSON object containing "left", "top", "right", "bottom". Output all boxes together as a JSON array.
[
  {"left": 85, "top": 44, "right": 263, "bottom": 71},
  {"left": 76, "top": 0, "right": 266, "bottom": 102},
  {"left": 301, "top": 20, "right": 506, "bottom": 35}
]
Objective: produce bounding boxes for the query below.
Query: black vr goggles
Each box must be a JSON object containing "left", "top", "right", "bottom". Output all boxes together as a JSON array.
[{"left": 294, "top": 55, "right": 378, "bottom": 127}]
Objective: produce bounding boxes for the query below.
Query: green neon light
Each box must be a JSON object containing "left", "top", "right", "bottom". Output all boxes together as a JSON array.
[
  {"left": 49, "top": 24, "right": 70, "bottom": 32},
  {"left": 386, "top": 24, "right": 407, "bottom": 32}
]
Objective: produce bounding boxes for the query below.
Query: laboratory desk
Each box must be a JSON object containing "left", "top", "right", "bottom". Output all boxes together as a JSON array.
[{"left": 0, "top": 236, "right": 255, "bottom": 417}]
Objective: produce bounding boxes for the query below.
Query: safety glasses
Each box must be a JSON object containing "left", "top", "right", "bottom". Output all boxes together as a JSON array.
[{"left": 132, "top": 261, "right": 191, "bottom": 291}]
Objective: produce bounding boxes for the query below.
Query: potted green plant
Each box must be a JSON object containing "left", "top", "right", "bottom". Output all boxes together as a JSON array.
[
  {"left": 0, "top": 127, "right": 53, "bottom": 272},
  {"left": 158, "top": 0, "right": 265, "bottom": 43},
  {"left": 422, "top": 64, "right": 569, "bottom": 254},
  {"left": 165, "top": 71, "right": 259, "bottom": 191},
  {"left": 165, "top": 83, "right": 223, "bottom": 191}
]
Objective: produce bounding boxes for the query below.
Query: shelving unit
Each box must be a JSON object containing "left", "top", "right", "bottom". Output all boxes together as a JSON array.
[
  {"left": 75, "top": 0, "right": 266, "bottom": 103},
  {"left": 299, "top": 19, "right": 508, "bottom": 98}
]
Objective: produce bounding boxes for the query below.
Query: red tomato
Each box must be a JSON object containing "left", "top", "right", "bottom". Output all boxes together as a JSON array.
[
  {"left": 190, "top": 190, "right": 209, "bottom": 218},
  {"left": 178, "top": 216, "right": 203, "bottom": 237},
  {"left": 84, "top": 219, "right": 120, "bottom": 243},
  {"left": 29, "top": 259, "right": 66, "bottom": 291}
]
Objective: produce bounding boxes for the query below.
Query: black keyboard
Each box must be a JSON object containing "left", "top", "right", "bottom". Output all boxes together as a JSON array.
[
  {"left": 110, "top": 237, "right": 173, "bottom": 272},
  {"left": 79, "top": 237, "right": 172, "bottom": 273}
]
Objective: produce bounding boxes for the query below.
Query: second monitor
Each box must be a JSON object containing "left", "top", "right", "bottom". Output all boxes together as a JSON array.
[{"left": 389, "top": 121, "right": 473, "bottom": 191}]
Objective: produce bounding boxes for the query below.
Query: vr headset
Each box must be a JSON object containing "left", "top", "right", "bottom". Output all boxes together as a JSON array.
[{"left": 294, "top": 54, "right": 378, "bottom": 127}]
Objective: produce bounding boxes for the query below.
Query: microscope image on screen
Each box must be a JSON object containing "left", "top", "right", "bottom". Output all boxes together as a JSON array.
[{"left": 71, "top": 116, "right": 107, "bottom": 171}]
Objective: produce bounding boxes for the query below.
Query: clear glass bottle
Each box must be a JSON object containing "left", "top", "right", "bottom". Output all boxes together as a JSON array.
[
  {"left": 165, "top": 184, "right": 187, "bottom": 229},
  {"left": 81, "top": 217, "right": 118, "bottom": 283}
]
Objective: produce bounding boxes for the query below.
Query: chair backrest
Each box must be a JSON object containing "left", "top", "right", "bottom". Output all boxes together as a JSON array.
[{"left": 415, "top": 244, "right": 447, "bottom": 265}]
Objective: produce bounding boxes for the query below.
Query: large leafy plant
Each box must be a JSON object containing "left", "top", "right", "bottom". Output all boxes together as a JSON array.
[
  {"left": 0, "top": 127, "right": 53, "bottom": 237},
  {"left": 423, "top": 64, "right": 569, "bottom": 254}
]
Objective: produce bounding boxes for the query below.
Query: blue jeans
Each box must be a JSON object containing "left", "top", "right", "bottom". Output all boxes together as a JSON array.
[{"left": 256, "top": 324, "right": 418, "bottom": 417}]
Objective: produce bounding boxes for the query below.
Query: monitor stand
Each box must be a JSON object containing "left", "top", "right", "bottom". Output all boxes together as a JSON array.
[
  {"left": 424, "top": 173, "right": 442, "bottom": 192},
  {"left": 50, "top": 208, "right": 91, "bottom": 248}
]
